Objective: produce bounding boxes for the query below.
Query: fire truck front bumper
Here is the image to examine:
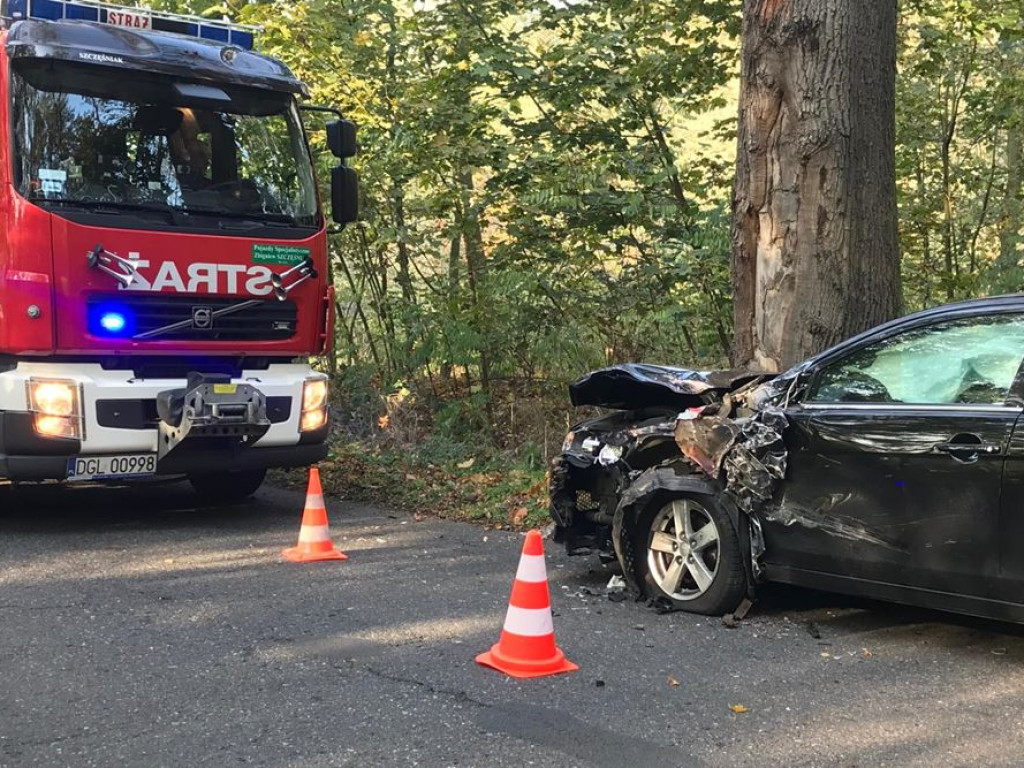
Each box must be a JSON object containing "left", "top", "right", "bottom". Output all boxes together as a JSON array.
[{"left": 0, "top": 362, "right": 329, "bottom": 482}]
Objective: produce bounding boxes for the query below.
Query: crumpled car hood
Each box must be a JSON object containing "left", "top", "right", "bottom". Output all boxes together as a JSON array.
[{"left": 569, "top": 364, "right": 769, "bottom": 410}]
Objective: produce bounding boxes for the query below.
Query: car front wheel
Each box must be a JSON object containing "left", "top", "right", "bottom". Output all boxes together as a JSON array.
[
  {"left": 635, "top": 494, "right": 747, "bottom": 615},
  {"left": 189, "top": 468, "right": 267, "bottom": 505}
]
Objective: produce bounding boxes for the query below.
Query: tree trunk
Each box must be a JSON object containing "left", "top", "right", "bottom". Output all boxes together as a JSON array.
[
  {"left": 731, "top": 0, "right": 901, "bottom": 371},
  {"left": 996, "top": 125, "right": 1024, "bottom": 291},
  {"left": 459, "top": 170, "right": 495, "bottom": 429}
]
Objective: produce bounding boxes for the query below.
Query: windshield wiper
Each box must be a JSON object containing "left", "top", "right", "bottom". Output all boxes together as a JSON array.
[
  {"left": 46, "top": 199, "right": 179, "bottom": 224},
  {"left": 183, "top": 208, "right": 307, "bottom": 227}
]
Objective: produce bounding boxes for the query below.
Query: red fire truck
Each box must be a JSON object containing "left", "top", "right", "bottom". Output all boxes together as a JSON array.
[{"left": 0, "top": 0, "right": 357, "bottom": 502}]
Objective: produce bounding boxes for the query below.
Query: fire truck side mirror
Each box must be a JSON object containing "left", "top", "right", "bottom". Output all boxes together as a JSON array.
[
  {"left": 326, "top": 120, "right": 357, "bottom": 159},
  {"left": 331, "top": 165, "right": 359, "bottom": 225}
]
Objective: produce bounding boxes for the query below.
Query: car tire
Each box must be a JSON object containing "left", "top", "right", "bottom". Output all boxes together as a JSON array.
[
  {"left": 189, "top": 468, "right": 267, "bottom": 505},
  {"left": 634, "top": 492, "right": 747, "bottom": 615}
]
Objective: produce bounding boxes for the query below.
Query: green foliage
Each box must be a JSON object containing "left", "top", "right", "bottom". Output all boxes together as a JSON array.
[{"left": 897, "top": 0, "right": 1024, "bottom": 306}]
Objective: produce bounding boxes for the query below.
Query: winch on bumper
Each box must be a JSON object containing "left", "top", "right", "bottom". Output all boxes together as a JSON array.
[
  {"left": 0, "top": 362, "right": 328, "bottom": 481},
  {"left": 156, "top": 373, "right": 271, "bottom": 460}
]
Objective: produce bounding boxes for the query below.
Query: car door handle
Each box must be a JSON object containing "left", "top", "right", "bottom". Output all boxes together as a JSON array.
[{"left": 934, "top": 440, "right": 1001, "bottom": 457}]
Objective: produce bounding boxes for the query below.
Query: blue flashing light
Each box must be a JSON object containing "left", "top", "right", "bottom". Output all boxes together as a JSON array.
[
  {"left": 99, "top": 311, "right": 127, "bottom": 334},
  {"left": 6, "top": 1, "right": 260, "bottom": 51},
  {"left": 89, "top": 304, "right": 134, "bottom": 337}
]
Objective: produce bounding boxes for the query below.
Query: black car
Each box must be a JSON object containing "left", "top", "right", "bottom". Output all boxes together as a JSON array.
[{"left": 550, "top": 295, "right": 1024, "bottom": 623}]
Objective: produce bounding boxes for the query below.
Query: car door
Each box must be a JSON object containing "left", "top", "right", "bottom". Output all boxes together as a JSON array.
[{"left": 762, "top": 311, "right": 1024, "bottom": 600}]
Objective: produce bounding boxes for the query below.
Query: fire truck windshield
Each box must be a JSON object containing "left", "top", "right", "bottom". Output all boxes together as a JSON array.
[{"left": 11, "top": 60, "right": 319, "bottom": 229}]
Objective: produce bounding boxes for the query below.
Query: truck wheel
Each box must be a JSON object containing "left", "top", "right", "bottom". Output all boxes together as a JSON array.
[
  {"left": 189, "top": 469, "right": 267, "bottom": 505},
  {"left": 634, "top": 494, "right": 747, "bottom": 615}
]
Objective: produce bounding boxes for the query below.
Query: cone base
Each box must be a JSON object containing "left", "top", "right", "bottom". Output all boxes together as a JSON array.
[
  {"left": 282, "top": 545, "right": 349, "bottom": 563},
  {"left": 475, "top": 642, "right": 578, "bottom": 679}
]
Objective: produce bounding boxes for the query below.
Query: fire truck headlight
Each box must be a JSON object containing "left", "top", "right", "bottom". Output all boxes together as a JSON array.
[
  {"left": 27, "top": 379, "right": 83, "bottom": 439},
  {"left": 302, "top": 378, "right": 328, "bottom": 412},
  {"left": 300, "top": 377, "right": 329, "bottom": 433},
  {"left": 300, "top": 408, "right": 328, "bottom": 432},
  {"left": 34, "top": 415, "right": 79, "bottom": 439}
]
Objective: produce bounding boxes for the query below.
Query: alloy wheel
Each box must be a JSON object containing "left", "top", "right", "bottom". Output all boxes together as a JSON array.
[{"left": 646, "top": 499, "right": 721, "bottom": 601}]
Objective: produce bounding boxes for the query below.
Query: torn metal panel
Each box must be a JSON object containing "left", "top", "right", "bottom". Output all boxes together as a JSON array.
[
  {"left": 721, "top": 409, "right": 789, "bottom": 514},
  {"left": 748, "top": 516, "right": 766, "bottom": 580},
  {"left": 569, "top": 364, "right": 769, "bottom": 410},
  {"left": 673, "top": 411, "right": 741, "bottom": 478}
]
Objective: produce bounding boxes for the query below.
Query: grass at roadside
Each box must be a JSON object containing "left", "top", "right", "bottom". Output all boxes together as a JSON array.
[{"left": 272, "top": 438, "right": 551, "bottom": 530}]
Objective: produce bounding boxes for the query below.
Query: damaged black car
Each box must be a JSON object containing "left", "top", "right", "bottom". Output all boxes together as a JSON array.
[{"left": 551, "top": 295, "right": 1024, "bottom": 624}]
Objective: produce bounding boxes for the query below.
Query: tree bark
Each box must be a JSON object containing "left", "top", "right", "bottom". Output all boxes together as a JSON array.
[
  {"left": 459, "top": 170, "right": 495, "bottom": 429},
  {"left": 731, "top": 0, "right": 902, "bottom": 371},
  {"left": 995, "top": 125, "right": 1024, "bottom": 292}
]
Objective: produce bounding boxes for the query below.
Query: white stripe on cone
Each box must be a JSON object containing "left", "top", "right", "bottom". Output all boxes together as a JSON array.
[
  {"left": 305, "top": 495, "right": 326, "bottom": 510},
  {"left": 514, "top": 553, "right": 548, "bottom": 583},
  {"left": 298, "top": 524, "right": 331, "bottom": 543},
  {"left": 503, "top": 605, "right": 555, "bottom": 637}
]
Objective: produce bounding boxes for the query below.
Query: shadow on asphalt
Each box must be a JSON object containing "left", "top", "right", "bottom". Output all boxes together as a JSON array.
[
  {"left": 0, "top": 479, "right": 290, "bottom": 532},
  {"left": 749, "top": 581, "right": 1024, "bottom": 656}
]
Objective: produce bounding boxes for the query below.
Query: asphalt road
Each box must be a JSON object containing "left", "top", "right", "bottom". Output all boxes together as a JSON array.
[{"left": 3, "top": 481, "right": 1024, "bottom": 767}]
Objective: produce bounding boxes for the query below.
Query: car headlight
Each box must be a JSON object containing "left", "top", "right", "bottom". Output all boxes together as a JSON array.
[
  {"left": 300, "top": 376, "right": 329, "bottom": 433},
  {"left": 597, "top": 444, "right": 623, "bottom": 466},
  {"left": 27, "top": 379, "right": 83, "bottom": 439}
]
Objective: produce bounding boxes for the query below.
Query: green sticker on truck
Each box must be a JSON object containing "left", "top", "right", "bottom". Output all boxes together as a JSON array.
[{"left": 252, "top": 244, "right": 311, "bottom": 265}]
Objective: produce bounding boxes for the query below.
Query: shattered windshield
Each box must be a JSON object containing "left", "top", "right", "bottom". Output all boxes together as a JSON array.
[
  {"left": 10, "top": 59, "right": 318, "bottom": 227},
  {"left": 811, "top": 314, "right": 1024, "bottom": 405}
]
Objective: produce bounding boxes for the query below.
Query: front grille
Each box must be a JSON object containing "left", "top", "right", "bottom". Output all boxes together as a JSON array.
[{"left": 88, "top": 295, "right": 297, "bottom": 341}]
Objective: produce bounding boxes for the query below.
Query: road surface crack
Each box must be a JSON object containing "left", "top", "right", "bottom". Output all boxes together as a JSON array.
[{"left": 360, "top": 664, "right": 490, "bottom": 708}]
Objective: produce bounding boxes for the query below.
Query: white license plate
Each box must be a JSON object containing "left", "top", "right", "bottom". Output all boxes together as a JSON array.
[
  {"left": 105, "top": 10, "right": 152, "bottom": 29},
  {"left": 67, "top": 454, "right": 157, "bottom": 482}
]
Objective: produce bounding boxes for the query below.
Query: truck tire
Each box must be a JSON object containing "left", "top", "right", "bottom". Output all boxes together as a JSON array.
[{"left": 189, "top": 468, "right": 267, "bottom": 505}]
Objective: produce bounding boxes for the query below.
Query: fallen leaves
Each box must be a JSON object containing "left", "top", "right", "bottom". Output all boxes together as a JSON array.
[
  {"left": 729, "top": 705, "right": 748, "bottom": 714},
  {"left": 294, "top": 441, "right": 549, "bottom": 531},
  {"left": 667, "top": 675, "right": 681, "bottom": 687}
]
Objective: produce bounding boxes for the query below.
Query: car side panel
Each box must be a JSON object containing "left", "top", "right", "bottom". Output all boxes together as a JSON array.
[{"left": 762, "top": 405, "right": 1015, "bottom": 601}]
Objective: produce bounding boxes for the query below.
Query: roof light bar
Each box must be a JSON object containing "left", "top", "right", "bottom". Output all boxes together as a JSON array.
[{"left": 3, "top": 0, "right": 261, "bottom": 50}]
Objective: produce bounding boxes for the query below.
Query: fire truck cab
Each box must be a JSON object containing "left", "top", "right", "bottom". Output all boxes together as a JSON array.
[{"left": 0, "top": 0, "right": 357, "bottom": 502}]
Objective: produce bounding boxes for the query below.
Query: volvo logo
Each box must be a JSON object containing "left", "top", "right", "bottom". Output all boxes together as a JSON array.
[{"left": 192, "top": 306, "right": 213, "bottom": 330}]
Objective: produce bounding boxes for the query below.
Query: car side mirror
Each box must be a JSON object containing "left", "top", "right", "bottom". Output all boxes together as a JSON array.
[
  {"left": 326, "top": 119, "right": 357, "bottom": 159},
  {"left": 331, "top": 165, "right": 358, "bottom": 225}
]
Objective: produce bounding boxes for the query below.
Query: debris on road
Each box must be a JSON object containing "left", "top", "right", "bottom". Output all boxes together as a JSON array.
[{"left": 723, "top": 597, "right": 755, "bottom": 628}]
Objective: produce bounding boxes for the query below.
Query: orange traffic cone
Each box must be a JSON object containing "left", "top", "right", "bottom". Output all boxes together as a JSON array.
[
  {"left": 476, "top": 529, "right": 578, "bottom": 679},
  {"left": 282, "top": 467, "right": 348, "bottom": 563}
]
